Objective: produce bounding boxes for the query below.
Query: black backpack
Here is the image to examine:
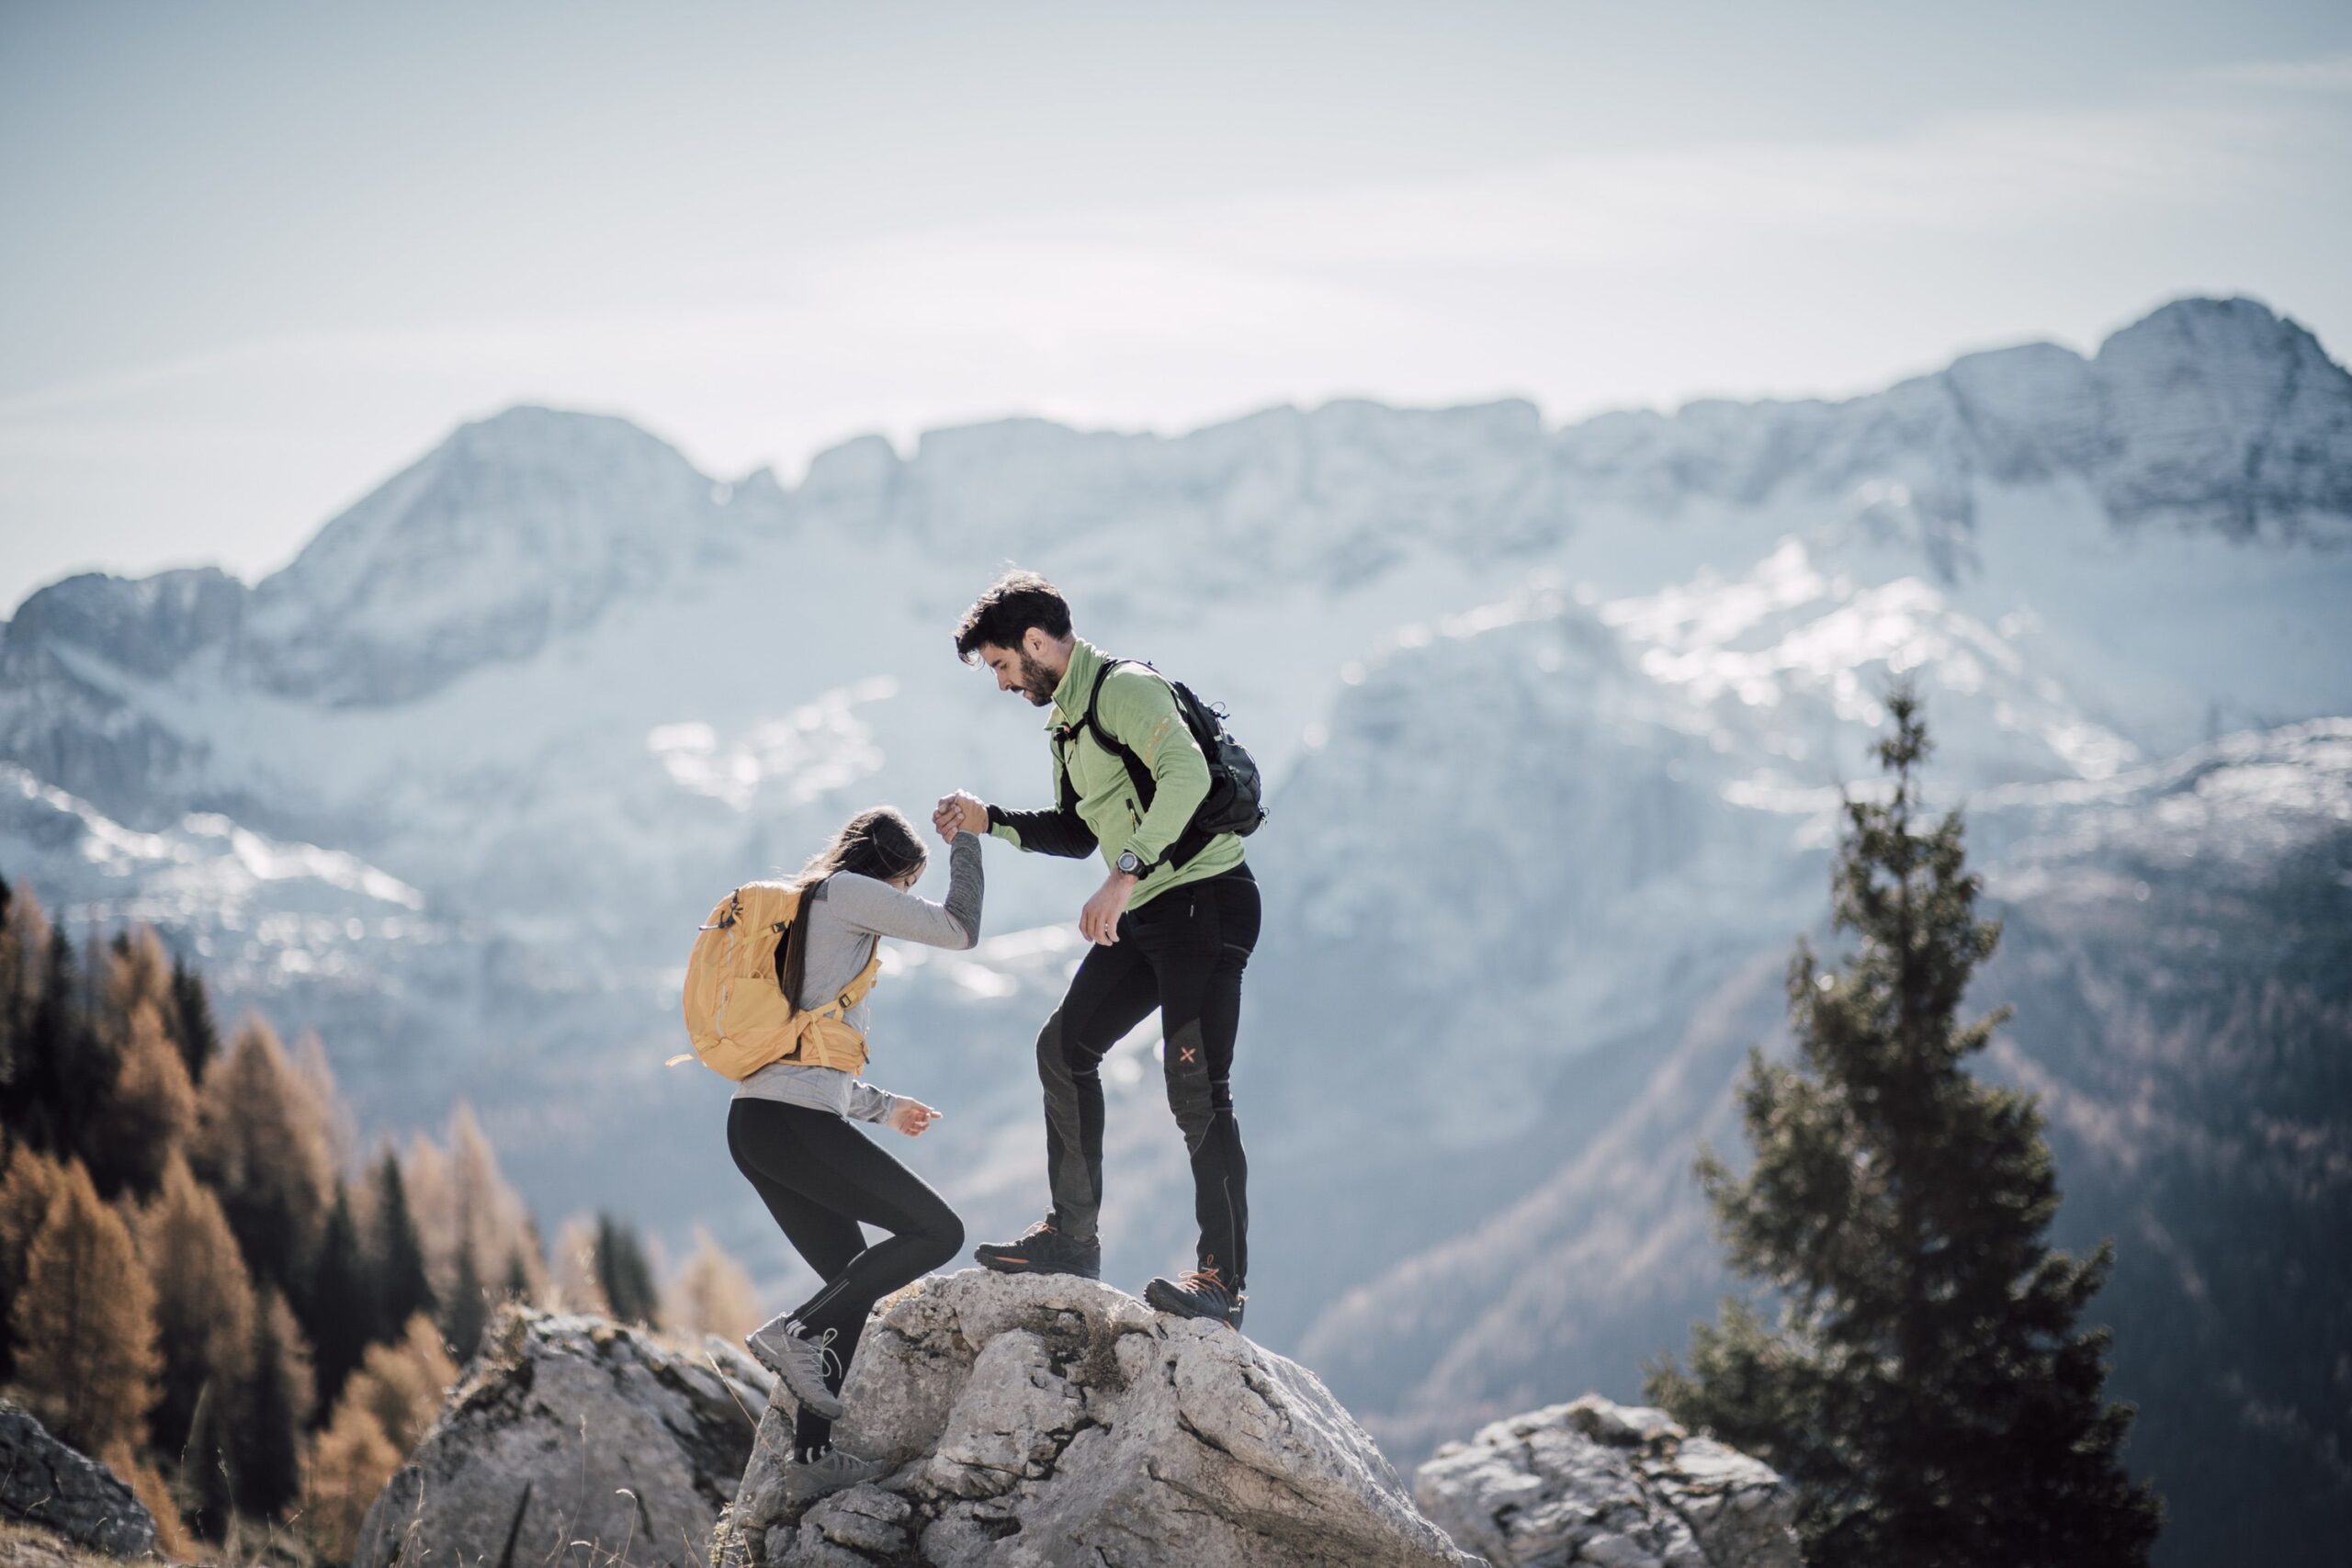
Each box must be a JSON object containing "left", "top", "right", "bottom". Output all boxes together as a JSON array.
[{"left": 1059, "top": 659, "right": 1267, "bottom": 869}]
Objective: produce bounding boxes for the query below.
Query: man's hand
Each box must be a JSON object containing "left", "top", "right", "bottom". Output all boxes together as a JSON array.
[
  {"left": 933, "top": 791, "right": 988, "bottom": 842},
  {"left": 887, "top": 1099, "right": 942, "bottom": 1137},
  {"left": 1080, "top": 871, "right": 1139, "bottom": 945}
]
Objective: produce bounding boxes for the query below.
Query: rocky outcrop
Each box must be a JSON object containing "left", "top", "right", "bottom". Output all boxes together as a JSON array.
[
  {"left": 0, "top": 1401, "right": 155, "bottom": 1559},
  {"left": 1414, "top": 1396, "right": 1797, "bottom": 1568},
  {"left": 720, "top": 1269, "right": 1481, "bottom": 1568},
  {"left": 352, "top": 1307, "right": 772, "bottom": 1568}
]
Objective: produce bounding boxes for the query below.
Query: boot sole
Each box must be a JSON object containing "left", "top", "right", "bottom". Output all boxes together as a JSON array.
[
  {"left": 973, "top": 1249, "right": 1100, "bottom": 1280},
  {"left": 1143, "top": 1280, "right": 1244, "bottom": 1328}
]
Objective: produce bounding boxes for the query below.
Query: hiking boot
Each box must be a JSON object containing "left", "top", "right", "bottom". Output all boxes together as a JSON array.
[
  {"left": 744, "top": 1316, "right": 845, "bottom": 1420},
  {"left": 785, "top": 1445, "right": 890, "bottom": 1506},
  {"left": 1145, "top": 1266, "right": 1245, "bottom": 1329},
  {"left": 973, "top": 1218, "right": 1101, "bottom": 1279}
]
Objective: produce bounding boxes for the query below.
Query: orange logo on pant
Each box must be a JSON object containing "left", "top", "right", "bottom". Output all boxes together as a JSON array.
[{"left": 1179, "top": 1045, "right": 1197, "bottom": 1064}]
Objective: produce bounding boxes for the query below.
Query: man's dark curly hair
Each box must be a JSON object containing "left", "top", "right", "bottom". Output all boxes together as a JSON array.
[{"left": 953, "top": 570, "right": 1073, "bottom": 662}]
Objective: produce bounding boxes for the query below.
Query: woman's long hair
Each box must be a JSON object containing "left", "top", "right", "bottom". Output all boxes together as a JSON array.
[{"left": 779, "top": 807, "right": 929, "bottom": 1009}]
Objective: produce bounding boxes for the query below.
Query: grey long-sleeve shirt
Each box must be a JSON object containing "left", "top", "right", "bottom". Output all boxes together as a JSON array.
[{"left": 731, "top": 831, "right": 984, "bottom": 1122}]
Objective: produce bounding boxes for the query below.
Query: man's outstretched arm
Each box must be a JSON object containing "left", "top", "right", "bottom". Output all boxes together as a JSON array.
[{"left": 934, "top": 789, "right": 1097, "bottom": 859}]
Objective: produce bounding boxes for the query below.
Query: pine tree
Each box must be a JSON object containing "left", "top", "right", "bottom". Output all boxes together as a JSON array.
[
  {"left": 303, "top": 1181, "right": 374, "bottom": 1419},
  {"left": 594, "top": 1212, "right": 661, "bottom": 1327},
  {"left": 232, "top": 1289, "right": 312, "bottom": 1520},
  {"left": 166, "top": 953, "right": 219, "bottom": 1084},
  {"left": 0, "top": 880, "right": 50, "bottom": 1128},
  {"left": 1646, "top": 687, "right": 2165, "bottom": 1568},
  {"left": 366, "top": 1148, "right": 435, "bottom": 1344},
  {"left": 441, "top": 1237, "right": 488, "bottom": 1362},
  {"left": 10, "top": 1158, "right": 161, "bottom": 1456},
  {"left": 137, "top": 1155, "right": 256, "bottom": 1461}
]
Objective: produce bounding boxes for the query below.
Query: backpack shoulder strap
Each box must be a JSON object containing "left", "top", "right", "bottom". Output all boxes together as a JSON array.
[{"left": 1081, "top": 659, "right": 1157, "bottom": 807}]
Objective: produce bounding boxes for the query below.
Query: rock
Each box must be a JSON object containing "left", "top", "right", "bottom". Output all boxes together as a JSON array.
[
  {"left": 718, "top": 1269, "right": 1483, "bottom": 1568},
  {"left": 1413, "top": 1395, "right": 1798, "bottom": 1568},
  {"left": 0, "top": 1400, "right": 156, "bottom": 1559},
  {"left": 352, "top": 1307, "right": 773, "bottom": 1568}
]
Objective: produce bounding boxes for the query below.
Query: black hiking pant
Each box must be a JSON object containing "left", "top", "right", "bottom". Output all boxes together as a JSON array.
[
  {"left": 1038, "top": 863, "right": 1260, "bottom": 1287},
  {"left": 727, "top": 1098, "right": 964, "bottom": 1455}
]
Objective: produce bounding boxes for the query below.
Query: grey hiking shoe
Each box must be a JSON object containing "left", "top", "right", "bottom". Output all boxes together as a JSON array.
[
  {"left": 785, "top": 1446, "right": 890, "bottom": 1506},
  {"left": 745, "top": 1316, "right": 844, "bottom": 1420}
]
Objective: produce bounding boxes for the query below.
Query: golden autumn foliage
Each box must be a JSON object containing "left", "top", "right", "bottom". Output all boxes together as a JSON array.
[
  {"left": 335, "top": 1312, "right": 459, "bottom": 1456},
  {"left": 137, "top": 1154, "right": 257, "bottom": 1456},
  {"left": 0, "top": 1145, "right": 65, "bottom": 1310},
  {"left": 100, "top": 1441, "right": 198, "bottom": 1559},
  {"left": 104, "top": 1002, "right": 198, "bottom": 1197},
  {"left": 664, "top": 1226, "right": 761, "bottom": 1344},
  {"left": 10, "top": 1159, "right": 160, "bottom": 1456},
  {"left": 304, "top": 1394, "right": 401, "bottom": 1562},
  {"left": 189, "top": 1017, "right": 335, "bottom": 1290}
]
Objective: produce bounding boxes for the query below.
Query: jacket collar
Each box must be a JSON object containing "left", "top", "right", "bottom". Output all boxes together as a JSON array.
[{"left": 1047, "top": 637, "right": 1105, "bottom": 731}]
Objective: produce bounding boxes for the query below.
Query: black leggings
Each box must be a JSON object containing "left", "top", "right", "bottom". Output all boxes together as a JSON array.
[{"left": 727, "top": 1098, "right": 964, "bottom": 1455}]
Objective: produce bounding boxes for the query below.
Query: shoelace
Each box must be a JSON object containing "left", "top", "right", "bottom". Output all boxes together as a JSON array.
[{"left": 1173, "top": 1268, "right": 1227, "bottom": 1296}]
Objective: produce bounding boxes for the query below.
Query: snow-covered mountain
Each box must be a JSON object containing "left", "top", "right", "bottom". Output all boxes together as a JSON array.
[{"left": 3, "top": 293, "right": 2346, "bottom": 1564}]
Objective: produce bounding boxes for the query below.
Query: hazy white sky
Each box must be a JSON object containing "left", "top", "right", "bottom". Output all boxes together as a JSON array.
[{"left": 4, "top": 1, "right": 2349, "bottom": 613}]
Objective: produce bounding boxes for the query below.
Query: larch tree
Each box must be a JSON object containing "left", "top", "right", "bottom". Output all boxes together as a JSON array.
[
  {"left": 138, "top": 1154, "right": 257, "bottom": 1460},
  {"left": 0, "top": 1144, "right": 66, "bottom": 1381},
  {"left": 94, "top": 1000, "right": 198, "bottom": 1199},
  {"left": 189, "top": 1018, "right": 334, "bottom": 1294},
  {"left": 10, "top": 1157, "right": 161, "bottom": 1456},
  {"left": 664, "top": 1226, "right": 761, "bottom": 1344},
  {"left": 1646, "top": 686, "right": 2165, "bottom": 1568}
]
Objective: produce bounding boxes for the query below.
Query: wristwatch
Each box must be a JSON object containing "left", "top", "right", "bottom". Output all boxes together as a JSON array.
[{"left": 1116, "top": 850, "right": 1148, "bottom": 877}]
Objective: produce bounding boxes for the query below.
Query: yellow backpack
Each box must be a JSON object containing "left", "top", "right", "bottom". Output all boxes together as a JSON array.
[{"left": 672, "top": 880, "right": 884, "bottom": 1079}]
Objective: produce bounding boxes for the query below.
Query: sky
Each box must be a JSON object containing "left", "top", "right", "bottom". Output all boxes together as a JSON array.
[{"left": 4, "top": 0, "right": 2349, "bottom": 614}]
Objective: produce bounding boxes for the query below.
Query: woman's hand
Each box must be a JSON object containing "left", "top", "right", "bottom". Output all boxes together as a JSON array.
[
  {"left": 933, "top": 791, "right": 988, "bottom": 842},
  {"left": 887, "top": 1099, "right": 942, "bottom": 1137}
]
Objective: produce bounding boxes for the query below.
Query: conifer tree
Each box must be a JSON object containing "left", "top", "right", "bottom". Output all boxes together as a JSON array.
[
  {"left": 189, "top": 1018, "right": 333, "bottom": 1292},
  {"left": 442, "top": 1237, "right": 488, "bottom": 1361},
  {"left": 366, "top": 1149, "right": 435, "bottom": 1344},
  {"left": 594, "top": 1212, "right": 661, "bottom": 1327},
  {"left": 232, "top": 1289, "right": 312, "bottom": 1520},
  {"left": 10, "top": 1158, "right": 161, "bottom": 1456},
  {"left": 303, "top": 1181, "right": 374, "bottom": 1418},
  {"left": 137, "top": 1155, "right": 256, "bottom": 1460},
  {"left": 664, "top": 1226, "right": 760, "bottom": 1343},
  {"left": 0, "top": 881, "right": 51, "bottom": 1123},
  {"left": 93, "top": 1000, "right": 197, "bottom": 1198},
  {"left": 182, "top": 1377, "right": 237, "bottom": 1540},
  {"left": 337, "top": 1313, "right": 459, "bottom": 1456},
  {"left": 305, "top": 1395, "right": 401, "bottom": 1562},
  {"left": 166, "top": 953, "right": 219, "bottom": 1084},
  {"left": 1647, "top": 687, "right": 2164, "bottom": 1568},
  {"left": 0, "top": 1144, "right": 65, "bottom": 1382}
]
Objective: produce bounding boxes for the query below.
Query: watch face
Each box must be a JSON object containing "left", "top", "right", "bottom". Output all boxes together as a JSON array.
[{"left": 1119, "top": 852, "right": 1142, "bottom": 874}]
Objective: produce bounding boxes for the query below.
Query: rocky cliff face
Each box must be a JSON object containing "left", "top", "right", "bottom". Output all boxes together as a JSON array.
[
  {"left": 1415, "top": 1396, "right": 1798, "bottom": 1568},
  {"left": 722, "top": 1270, "right": 1478, "bottom": 1568}
]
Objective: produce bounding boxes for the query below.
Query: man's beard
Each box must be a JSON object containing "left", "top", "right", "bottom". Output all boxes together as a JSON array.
[{"left": 1016, "top": 650, "right": 1057, "bottom": 705}]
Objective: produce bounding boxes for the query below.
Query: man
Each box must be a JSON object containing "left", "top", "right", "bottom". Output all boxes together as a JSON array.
[{"left": 933, "top": 570, "right": 1260, "bottom": 1328}]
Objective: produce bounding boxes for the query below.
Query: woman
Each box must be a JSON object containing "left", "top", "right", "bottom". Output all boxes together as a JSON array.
[{"left": 731, "top": 805, "right": 981, "bottom": 1503}]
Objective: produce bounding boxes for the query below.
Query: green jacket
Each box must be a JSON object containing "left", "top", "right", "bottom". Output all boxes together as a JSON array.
[{"left": 987, "top": 637, "right": 1246, "bottom": 908}]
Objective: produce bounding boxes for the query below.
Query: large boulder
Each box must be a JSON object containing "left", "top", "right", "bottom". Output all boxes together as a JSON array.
[
  {"left": 1413, "top": 1396, "right": 1798, "bottom": 1568},
  {"left": 0, "top": 1400, "right": 155, "bottom": 1559},
  {"left": 721, "top": 1269, "right": 1482, "bottom": 1568},
  {"left": 353, "top": 1307, "right": 773, "bottom": 1568}
]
